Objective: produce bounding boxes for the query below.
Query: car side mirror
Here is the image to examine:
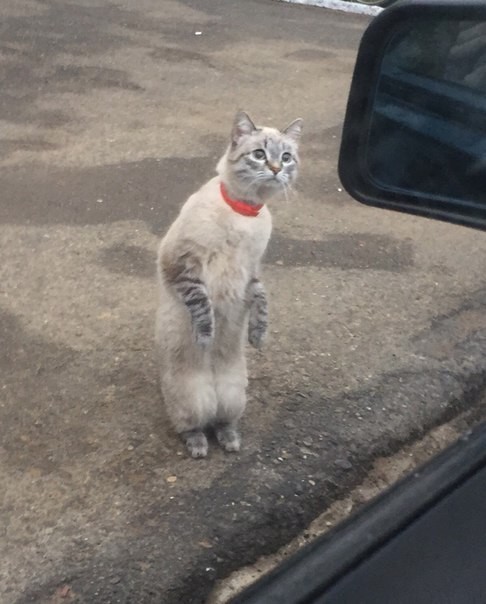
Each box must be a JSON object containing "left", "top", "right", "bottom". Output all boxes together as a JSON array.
[{"left": 339, "top": 0, "right": 486, "bottom": 230}]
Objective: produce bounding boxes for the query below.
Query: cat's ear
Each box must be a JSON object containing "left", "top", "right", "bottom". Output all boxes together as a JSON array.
[
  {"left": 282, "top": 118, "right": 303, "bottom": 142},
  {"left": 231, "top": 111, "right": 257, "bottom": 148}
]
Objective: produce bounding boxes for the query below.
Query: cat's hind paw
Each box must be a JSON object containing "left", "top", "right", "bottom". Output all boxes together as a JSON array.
[
  {"left": 216, "top": 424, "right": 241, "bottom": 453},
  {"left": 181, "top": 430, "right": 208, "bottom": 459}
]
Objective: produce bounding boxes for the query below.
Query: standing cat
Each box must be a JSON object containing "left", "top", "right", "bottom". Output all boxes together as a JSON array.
[{"left": 155, "top": 111, "right": 303, "bottom": 458}]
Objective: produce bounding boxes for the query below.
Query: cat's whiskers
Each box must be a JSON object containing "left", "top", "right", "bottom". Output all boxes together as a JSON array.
[{"left": 281, "top": 181, "right": 291, "bottom": 206}]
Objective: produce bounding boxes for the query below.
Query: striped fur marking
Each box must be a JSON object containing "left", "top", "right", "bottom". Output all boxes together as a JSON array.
[
  {"left": 247, "top": 277, "right": 268, "bottom": 349},
  {"left": 162, "top": 254, "right": 214, "bottom": 346}
]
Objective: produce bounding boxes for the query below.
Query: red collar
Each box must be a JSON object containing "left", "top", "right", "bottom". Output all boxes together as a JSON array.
[{"left": 220, "top": 183, "right": 263, "bottom": 217}]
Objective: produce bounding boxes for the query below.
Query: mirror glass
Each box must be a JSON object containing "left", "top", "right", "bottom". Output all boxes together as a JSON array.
[{"left": 365, "top": 19, "right": 486, "bottom": 206}]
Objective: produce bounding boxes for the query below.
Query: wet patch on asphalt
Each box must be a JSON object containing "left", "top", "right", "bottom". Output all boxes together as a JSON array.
[
  {"left": 266, "top": 233, "right": 415, "bottom": 271},
  {"left": 0, "top": 0, "right": 159, "bottom": 127},
  {"left": 285, "top": 48, "right": 337, "bottom": 61},
  {"left": 98, "top": 243, "right": 155, "bottom": 280},
  {"left": 0, "top": 138, "right": 60, "bottom": 160},
  {"left": 52, "top": 65, "right": 143, "bottom": 93},
  {"left": 0, "top": 157, "right": 214, "bottom": 233},
  {"left": 151, "top": 46, "right": 216, "bottom": 68},
  {"left": 412, "top": 287, "right": 486, "bottom": 360}
]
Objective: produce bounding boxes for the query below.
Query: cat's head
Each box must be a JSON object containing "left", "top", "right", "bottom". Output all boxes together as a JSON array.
[{"left": 217, "top": 111, "right": 303, "bottom": 203}]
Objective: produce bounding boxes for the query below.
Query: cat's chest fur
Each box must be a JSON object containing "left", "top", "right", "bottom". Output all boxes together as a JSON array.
[
  {"left": 206, "top": 202, "right": 270, "bottom": 303},
  {"left": 179, "top": 177, "right": 272, "bottom": 303},
  {"left": 206, "top": 213, "right": 270, "bottom": 302}
]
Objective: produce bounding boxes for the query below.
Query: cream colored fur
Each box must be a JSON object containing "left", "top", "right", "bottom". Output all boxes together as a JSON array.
[
  {"left": 156, "top": 177, "right": 271, "bottom": 433},
  {"left": 155, "top": 111, "right": 301, "bottom": 457}
]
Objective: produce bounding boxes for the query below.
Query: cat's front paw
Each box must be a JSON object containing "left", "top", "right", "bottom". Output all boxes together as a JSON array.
[
  {"left": 194, "top": 320, "right": 214, "bottom": 348},
  {"left": 248, "top": 322, "right": 266, "bottom": 349},
  {"left": 195, "top": 329, "right": 214, "bottom": 348}
]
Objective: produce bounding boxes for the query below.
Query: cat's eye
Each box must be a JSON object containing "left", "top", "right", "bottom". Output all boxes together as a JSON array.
[
  {"left": 252, "top": 149, "right": 266, "bottom": 160},
  {"left": 281, "top": 152, "right": 292, "bottom": 164}
]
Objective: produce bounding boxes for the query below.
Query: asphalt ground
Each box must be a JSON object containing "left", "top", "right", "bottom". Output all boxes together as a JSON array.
[{"left": 1, "top": 1, "right": 486, "bottom": 602}]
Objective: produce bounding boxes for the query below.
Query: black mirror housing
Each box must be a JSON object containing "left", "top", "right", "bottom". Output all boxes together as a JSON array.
[{"left": 339, "top": 0, "right": 486, "bottom": 230}]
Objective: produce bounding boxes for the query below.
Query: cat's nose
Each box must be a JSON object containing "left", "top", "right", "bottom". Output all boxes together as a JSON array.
[{"left": 268, "top": 163, "right": 281, "bottom": 174}]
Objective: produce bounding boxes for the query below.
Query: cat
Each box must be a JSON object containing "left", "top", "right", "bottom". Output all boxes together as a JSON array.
[{"left": 155, "top": 111, "right": 303, "bottom": 458}]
